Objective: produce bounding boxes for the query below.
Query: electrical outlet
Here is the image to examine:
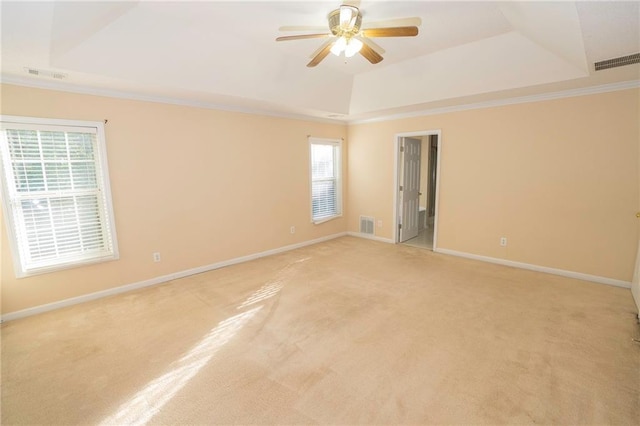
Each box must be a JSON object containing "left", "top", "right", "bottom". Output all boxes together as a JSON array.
[
  {"left": 153, "top": 252, "right": 161, "bottom": 262},
  {"left": 377, "top": 220, "right": 383, "bottom": 228},
  {"left": 290, "top": 226, "right": 296, "bottom": 234},
  {"left": 500, "top": 237, "right": 507, "bottom": 247}
]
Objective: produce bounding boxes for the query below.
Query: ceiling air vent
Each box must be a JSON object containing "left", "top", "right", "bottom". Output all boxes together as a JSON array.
[
  {"left": 23, "top": 67, "right": 67, "bottom": 80},
  {"left": 594, "top": 53, "right": 640, "bottom": 71}
]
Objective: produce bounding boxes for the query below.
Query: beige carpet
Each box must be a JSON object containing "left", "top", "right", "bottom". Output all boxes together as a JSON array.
[{"left": 2, "top": 236, "right": 639, "bottom": 425}]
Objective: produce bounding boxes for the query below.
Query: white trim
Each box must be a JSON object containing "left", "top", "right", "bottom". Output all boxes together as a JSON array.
[
  {"left": 347, "top": 231, "right": 394, "bottom": 244},
  {"left": 309, "top": 137, "right": 343, "bottom": 223},
  {"left": 313, "top": 214, "right": 342, "bottom": 225},
  {"left": 0, "top": 115, "right": 119, "bottom": 277},
  {"left": 349, "top": 80, "right": 640, "bottom": 124},
  {"left": 0, "top": 231, "right": 347, "bottom": 322},
  {"left": 0, "top": 74, "right": 347, "bottom": 126},
  {"left": 432, "top": 134, "right": 442, "bottom": 251},
  {"left": 4, "top": 75, "right": 637, "bottom": 127},
  {"left": 394, "top": 130, "right": 442, "bottom": 250},
  {"left": 435, "top": 247, "right": 631, "bottom": 289},
  {"left": 631, "top": 240, "right": 640, "bottom": 312}
]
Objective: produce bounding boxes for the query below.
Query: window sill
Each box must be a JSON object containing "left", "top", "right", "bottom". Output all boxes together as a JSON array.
[
  {"left": 312, "top": 214, "right": 342, "bottom": 225},
  {"left": 15, "top": 253, "right": 119, "bottom": 278}
]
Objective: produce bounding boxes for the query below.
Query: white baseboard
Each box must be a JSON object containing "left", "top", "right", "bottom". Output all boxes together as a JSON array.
[
  {"left": 5, "top": 234, "right": 628, "bottom": 322},
  {"left": 1, "top": 232, "right": 348, "bottom": 322},
  {"left": 435, "top": 248, "right": 631, "bottom": 289},
  {"left": 347, "top": 231, "right": 395, "bottom": 244}
]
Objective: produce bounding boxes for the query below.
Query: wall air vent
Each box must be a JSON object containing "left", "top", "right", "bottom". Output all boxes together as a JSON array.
[
  {"left": 594, "top": 53, "right": 640, "bottom": 71},
  {"left": 359, "top": 215, "right": 375, "bottom": 235},
  {"left": 23, "top": 67, "right": 67, "bottom": 80}
]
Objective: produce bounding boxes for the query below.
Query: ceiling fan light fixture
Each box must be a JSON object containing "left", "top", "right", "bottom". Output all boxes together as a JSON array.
[
  {"left": 331, "top": 36, "right": 347, "bottom": 56},
  {"left": 344, "top": 38, "right": 363, "bottom": 57},
  {"left": 278, "top": 3, "right": 419, "bottom": 67},
  {"left": 330, "top": 36, "right": 363, "bottom": 58}
]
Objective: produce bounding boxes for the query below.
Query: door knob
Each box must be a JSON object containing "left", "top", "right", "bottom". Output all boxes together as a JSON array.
[{"left": 637, "top": 212, "right": 640, "bottom": 218}]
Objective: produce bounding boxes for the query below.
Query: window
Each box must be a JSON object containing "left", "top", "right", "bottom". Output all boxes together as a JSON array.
[
  {"left": 0, "top": 116, "right": 118, "bottom": 277},
  {"left": 309, "top": 137, "right": 342, "bottom": 223}
]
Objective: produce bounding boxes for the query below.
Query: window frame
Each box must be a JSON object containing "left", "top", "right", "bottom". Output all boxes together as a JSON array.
[
  {"left": 0, "top": 115, "right": 119, "bottom": 278},
  {"left": 309, "top": 137, "right": 342, "bottom": 224}
]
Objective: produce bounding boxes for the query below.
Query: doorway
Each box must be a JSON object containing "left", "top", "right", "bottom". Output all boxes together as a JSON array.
[{"left": 394, "top": 131, "right": 441, "bottom": 250}]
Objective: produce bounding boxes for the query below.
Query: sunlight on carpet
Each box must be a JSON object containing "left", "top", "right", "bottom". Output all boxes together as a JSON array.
[
  {"left": 99, "top": 306, "right": 262, "bottom": 425},
  {"left": 99, "top": 258, "right": 309, "bottom": 425}
]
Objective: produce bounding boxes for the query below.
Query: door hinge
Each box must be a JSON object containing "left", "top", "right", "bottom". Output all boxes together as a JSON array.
[
  {"left": 399, "top": 185, "right": 403, "bottom": 191},
  {"left": 400, "top": 146, "right": 404, "bottom": 152},
  {"left": 398, "top": 224, "right": 402, "bottom": 229}
]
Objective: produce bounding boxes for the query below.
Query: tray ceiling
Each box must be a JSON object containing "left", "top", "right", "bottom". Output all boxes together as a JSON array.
[{"left": 1, "top": 1, "right": 638, "bottom": 122}]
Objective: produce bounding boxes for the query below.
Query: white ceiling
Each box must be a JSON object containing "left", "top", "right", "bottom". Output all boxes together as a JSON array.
[{"left": 1, "top": 1, "right": 639, "bottom": 122}]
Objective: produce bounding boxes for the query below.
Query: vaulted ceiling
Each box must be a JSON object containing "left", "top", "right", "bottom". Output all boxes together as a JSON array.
[{"left": 1, "top": 1, "right": 639, "bottom": 122}]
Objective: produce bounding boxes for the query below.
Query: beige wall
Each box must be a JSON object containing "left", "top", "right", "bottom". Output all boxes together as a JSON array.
[
  {"left": 348, "top": 89, "right": 640, "bottom": 282},
  {"left": 2, "top": 84, "right": 638, "bottom": 315},
  {"left": 0, "top": 84, "right": 347, "bottom": 314}
]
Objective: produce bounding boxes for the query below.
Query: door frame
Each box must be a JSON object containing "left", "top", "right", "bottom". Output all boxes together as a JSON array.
[
  {"left": 632, "top": 239, "right": 640, "bottom": 314},
  {"left": 393, "top": 130, "right": 442, "bottom": 249}
]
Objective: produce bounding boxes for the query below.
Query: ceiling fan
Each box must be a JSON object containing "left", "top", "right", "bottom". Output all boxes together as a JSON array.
[{"left": 276, "top": 2, "right": 420, "bottom": 67}]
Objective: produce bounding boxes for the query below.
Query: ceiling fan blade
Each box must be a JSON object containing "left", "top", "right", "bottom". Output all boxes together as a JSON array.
[
  {"left": 307, "top": 41, "right": 334, "bottom": 67},
  {"left": 276, "top": 33, "right": 331, "bottom": 42},
  {"left": 278, "top": 25, "right": 328, "bottom": 32},
  {"left": 355, "top": 35, "right": 385, "bottom": 55},
  {"left": 359, "top": 42, "right": 384, "bottom": 64},
  {"left": 362, "top": 17, "right": 422, "bottom": 29},
  {"left": 309, "top": 38, "right": 336, "bottom": 59},
  {"left": 361, "top": 26, "right": 419, "bottom": 38}
]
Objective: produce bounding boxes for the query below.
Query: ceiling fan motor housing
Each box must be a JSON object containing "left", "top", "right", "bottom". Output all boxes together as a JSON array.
[{"left": 328, "top": 6, "right": 362, "bottom": 36}]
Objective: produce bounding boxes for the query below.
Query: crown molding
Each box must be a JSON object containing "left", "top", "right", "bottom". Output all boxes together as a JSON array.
[
  {"left": 0, "top": 74, "right": 347, "bottom": 126},
  {"left": 2, "top": 74, "right": 638, "bottom": 126},
  {"left": 348, "top": 80, "right": 640, "bottom": 125}
]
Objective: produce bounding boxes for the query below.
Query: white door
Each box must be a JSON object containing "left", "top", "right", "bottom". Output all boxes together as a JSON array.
[
  {"left": 399, "top": 137, "right": 421, "bottom": 242},
  {"left": 632, "top": 222, "right": 640, "bottom": 313}
]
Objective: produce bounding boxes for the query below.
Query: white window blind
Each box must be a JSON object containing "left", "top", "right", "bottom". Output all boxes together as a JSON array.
[
  {"left": 309, "top": 138, "right": 342, "bottom": 223},
  {"left": 0, "top": 116, "right": 118, "bottom": 277}
]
